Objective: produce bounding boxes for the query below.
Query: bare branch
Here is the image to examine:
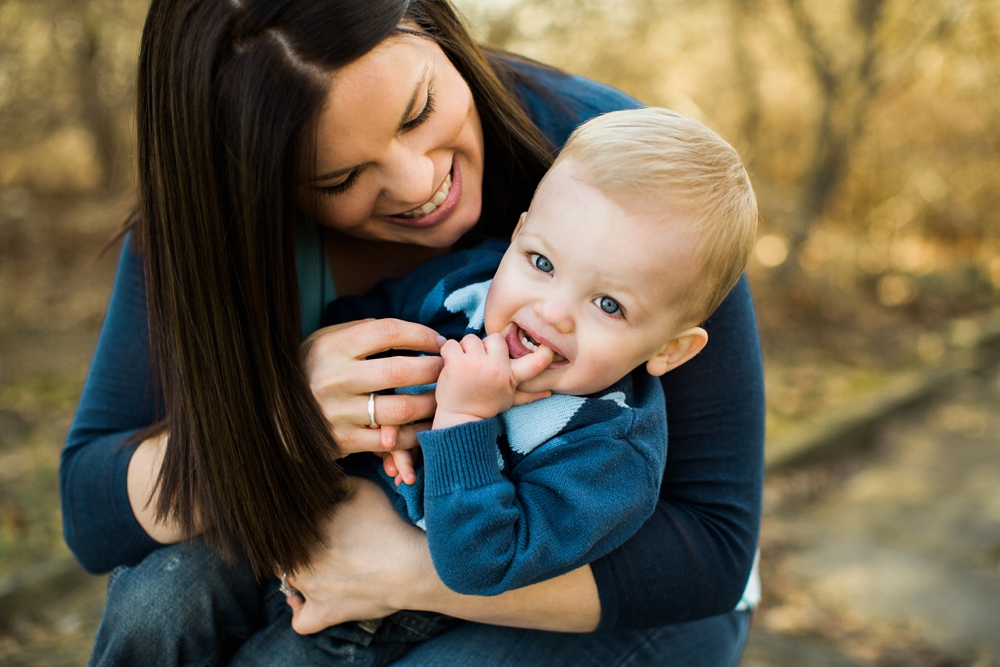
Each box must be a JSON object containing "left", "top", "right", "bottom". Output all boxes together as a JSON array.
[{"left": 785, "top": 0, "right": 839, "bottom": 96}]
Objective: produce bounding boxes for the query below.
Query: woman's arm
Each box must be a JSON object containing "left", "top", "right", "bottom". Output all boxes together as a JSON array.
[
  {"left": 415, "top": 555, "right": 603, "bottom": 633},
  {"left": 285, "top": 477, "right": 602, "bottom": 634},
  {"left": 61, "top": 236, "right": 166, "bottom": 573},
  {"left": 126, "top": 433, "right": 185, "bottom": 544}
]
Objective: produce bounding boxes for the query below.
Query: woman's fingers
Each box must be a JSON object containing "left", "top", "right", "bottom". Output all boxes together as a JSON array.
[
  {"left": 335, "top": 423, "right": 427, "bottom": 457},
  {"left": 302, "top": 318, "right": 446, "bottom": 459},
  {"left": 366, "top": 392, "right": 436, "bottom": 428},
  {"left": 313, "top": 318, "right": 445, "bottom": 360},
  {"left": 301, "top": 318, "right": 374, "bottom": 359},
  {"left": 349, "top": 356, "right": 443, "bottom": 395},
  {"left": 380, "top": 424, "right": 399, "bottom": 449}
]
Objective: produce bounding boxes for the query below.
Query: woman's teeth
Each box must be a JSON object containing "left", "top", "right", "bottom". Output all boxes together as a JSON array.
[{"left": 399, "top": 174, "right": 452, "bottom": 218}]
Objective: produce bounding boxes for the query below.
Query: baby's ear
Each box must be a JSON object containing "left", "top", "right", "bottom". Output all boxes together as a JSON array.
[
  {"left": 512, "top": 212, "right": 527, "bottom": 240},
  {"left": 645, "top": 327, "right": 708, "bottom": 377}
]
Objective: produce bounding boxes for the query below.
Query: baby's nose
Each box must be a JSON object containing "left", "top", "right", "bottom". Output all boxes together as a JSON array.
[{"left": 536, "top": 300, "right": 574, "bottom": 334}]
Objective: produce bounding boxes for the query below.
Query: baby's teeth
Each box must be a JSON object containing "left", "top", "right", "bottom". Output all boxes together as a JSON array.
[{"left": 520, "top": 335, "right": 538, "bottom": 351}]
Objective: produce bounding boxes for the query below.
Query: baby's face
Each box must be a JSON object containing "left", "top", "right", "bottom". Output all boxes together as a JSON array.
[{"left": 484, "top": 159, "right": 703, "bottom": 395}]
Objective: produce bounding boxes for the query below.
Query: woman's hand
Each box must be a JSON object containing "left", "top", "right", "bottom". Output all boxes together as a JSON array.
[
  {"left": 283, "top": 477, "right": 433, "bottom": 633},
  {"left": 302, "top": 318, "right": 445, "bottom": 456},
  {"left": 283, "top": 477, "right": 602, "bottom": 635}
]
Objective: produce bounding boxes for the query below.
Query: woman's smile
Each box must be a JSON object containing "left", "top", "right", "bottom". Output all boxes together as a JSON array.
[{"left": 386, "top": 159, "right": 461, "bottom": 228}]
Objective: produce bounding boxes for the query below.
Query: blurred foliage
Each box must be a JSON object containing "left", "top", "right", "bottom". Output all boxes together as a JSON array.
[{"left": 0, "top": 0, "right": 145, "bottom": 192}]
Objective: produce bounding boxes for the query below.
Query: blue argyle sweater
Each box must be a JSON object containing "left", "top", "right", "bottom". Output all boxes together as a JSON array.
[{"left": 325, "top": 240, "right": 667, "bottom": 596}]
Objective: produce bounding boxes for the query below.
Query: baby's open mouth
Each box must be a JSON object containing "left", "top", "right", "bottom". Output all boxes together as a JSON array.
[{"left": 517, "top": 326, "right": 566, "bottom": 362}]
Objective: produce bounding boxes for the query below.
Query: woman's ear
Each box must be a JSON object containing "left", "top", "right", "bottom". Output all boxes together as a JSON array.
[
  {"left": 645, "top": 327, "right": 709, "bottom": 377},
  {"left": 512, "top": 212, "right": 527, "bottom": 239}
]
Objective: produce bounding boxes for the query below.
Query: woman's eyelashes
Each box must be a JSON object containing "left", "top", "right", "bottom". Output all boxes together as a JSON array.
[
  {"left": 401, "top": 87, "right": 435, "bottom": 132},
  {"left": 317, "top": 88, "right": 435, "bottom": 197},
  {"left": 318, "top": 170, "right": 360, "bottom": 196}
]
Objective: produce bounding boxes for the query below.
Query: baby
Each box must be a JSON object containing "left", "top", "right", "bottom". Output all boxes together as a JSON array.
[{"left": 327, "top": 106, "right": 759, "bottom": 596}]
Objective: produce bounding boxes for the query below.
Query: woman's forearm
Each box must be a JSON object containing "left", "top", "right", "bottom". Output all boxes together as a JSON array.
[
  {"left": 127, "top": 433, "right": 185, "bottom": 544},
  {"left": 414, "top": 561, "right": 602, "bottom": 632},
  {"left": 286, "top": 477, "right": 602, "bottom": 635}
]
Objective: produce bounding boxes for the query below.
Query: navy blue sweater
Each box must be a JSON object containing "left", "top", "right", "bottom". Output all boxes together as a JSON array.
[
  {"left": 61, "top": 60, "right": 764, "bottom": 629},
  {"left": 330, "top": 241, "right": 668, "bottom": 597}
]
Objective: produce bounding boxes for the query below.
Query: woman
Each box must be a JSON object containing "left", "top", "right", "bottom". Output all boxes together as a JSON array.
[{"left": 63, "top": 0, "right": 765, "bottom": 665}]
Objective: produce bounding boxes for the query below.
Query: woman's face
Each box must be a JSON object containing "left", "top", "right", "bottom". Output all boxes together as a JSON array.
[{"left": 301, "top": 33, "right": 485, "bottom": 248}]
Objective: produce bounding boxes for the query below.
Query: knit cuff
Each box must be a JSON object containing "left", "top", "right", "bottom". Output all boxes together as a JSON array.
[{"left": 418, "top": 419, "right": 503, "bottom": 497}]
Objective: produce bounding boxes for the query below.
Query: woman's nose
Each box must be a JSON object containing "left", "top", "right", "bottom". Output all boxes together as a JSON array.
[
  {"left": 535, "top": 299, "right": 574, "bottom": 334},
  {"left": 381, "top": 142, "right": 438, "bottom": 209}
]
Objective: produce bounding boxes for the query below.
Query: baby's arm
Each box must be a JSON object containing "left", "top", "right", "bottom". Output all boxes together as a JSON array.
[{"left": 418, "top": 375, "right": 668, "bottom": 596}]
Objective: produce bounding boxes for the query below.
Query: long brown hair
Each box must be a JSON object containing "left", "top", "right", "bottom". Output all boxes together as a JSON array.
[{"left": 136, "top": 0, "right": 553, "bottom": 576}]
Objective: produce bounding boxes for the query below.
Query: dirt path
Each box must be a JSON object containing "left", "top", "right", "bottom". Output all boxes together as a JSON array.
[{"left": 754, "top": 363, "right": 1000, "bottom": 666}]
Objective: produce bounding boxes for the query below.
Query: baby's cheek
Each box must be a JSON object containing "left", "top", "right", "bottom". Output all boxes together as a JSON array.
[{"left": 580, "top": 350, "right": 633, "bottom": 391}]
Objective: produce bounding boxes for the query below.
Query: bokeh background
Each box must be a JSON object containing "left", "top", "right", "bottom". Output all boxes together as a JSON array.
[{"left": 1, "top": 0, "right": 998, "bottom": 664}]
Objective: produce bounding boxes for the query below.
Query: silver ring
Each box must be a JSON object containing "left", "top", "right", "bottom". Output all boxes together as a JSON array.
[
  {"left": 368, "top": 392, "right": 378, "bottom": 428},
  {"left": 279, "top": 571, "right": 299, "bottom": 597}
]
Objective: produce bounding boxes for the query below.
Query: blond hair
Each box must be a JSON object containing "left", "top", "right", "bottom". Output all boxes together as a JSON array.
[{"left": 555, "top": 107, "right": 758, "bottom": 326}]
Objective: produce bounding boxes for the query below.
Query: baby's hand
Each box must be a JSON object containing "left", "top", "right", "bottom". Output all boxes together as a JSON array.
[
  {"left": 433, "top": 334, "right": 554, "bottom": 429},
  {"left": 381, "top": 448, "right": 418, "bottom": 486}
]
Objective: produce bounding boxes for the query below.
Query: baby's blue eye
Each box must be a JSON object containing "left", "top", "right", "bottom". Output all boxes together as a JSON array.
[
  {"left": 530, "top": 253, "right": 554, "bottom": 274},
  {"left": 596, "top": 296, "right": 622, "bottom": 316}
]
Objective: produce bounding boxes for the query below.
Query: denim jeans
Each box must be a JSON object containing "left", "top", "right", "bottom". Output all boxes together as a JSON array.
[{"left": 89, "top": 542, "right": 751, "bottom": 667}]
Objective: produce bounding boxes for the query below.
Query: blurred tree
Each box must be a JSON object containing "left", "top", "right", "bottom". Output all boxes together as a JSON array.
[
  {"left": 782, "top": 0, "right": 886, "bottom": 257},
  {"left": 730, "top": 0, "right": 763, "bottom": 163},
  {"left": 0, "top": 0, "right": 144, "bottom": 193}
]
